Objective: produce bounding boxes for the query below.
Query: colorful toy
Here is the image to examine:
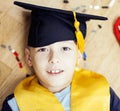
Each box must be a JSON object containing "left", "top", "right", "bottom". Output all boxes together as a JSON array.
[{"left": 113, "top": 17, "right": 120, "bottom": 43}]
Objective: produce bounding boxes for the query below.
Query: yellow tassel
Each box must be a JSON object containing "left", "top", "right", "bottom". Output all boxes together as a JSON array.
[{"left": 73, "top": 12, "right": 84, "bottom": 54}]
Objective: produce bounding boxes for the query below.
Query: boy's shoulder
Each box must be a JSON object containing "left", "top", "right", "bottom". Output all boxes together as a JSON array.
[
  {"left": 1, "top": 94, "right": 14, "bottom": 111},
  {"left": 1, "top": 94, "right": 19, "bottom": 111},
  {"left": 75, "top": 68, "right": 107, "bottom": 80},
  {"left": 5, "top": 94, "right": 14, "bottom": 100}
]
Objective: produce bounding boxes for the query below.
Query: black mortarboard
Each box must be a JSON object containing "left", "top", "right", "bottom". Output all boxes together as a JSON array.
[{"left": 14, "top": 1, "right": 107, "bottom": 48}]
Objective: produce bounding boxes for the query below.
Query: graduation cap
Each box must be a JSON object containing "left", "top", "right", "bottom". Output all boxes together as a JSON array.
[{"left": 14, "top": 1, "right": 107, "bottom": 54}]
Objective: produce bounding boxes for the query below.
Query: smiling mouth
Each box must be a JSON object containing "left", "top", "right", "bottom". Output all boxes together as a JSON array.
[{"left": 47, "top": 69, "right": 64, "bottom": 75}]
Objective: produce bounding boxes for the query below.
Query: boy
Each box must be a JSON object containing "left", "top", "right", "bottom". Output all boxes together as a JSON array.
[{"left": 1, "top": 1, "right": 120, "bottom": 111}]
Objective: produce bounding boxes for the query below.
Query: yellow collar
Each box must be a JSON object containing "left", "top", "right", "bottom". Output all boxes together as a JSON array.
[{"left": 14, "top": 69, "right": 110, "bottom": 111}]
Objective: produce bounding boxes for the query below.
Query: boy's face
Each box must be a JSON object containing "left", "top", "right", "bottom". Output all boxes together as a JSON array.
[{"left": 25, "top": 40, "right": 81, "bottom": 92}]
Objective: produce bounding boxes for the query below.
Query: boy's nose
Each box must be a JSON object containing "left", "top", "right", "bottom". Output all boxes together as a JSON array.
[
  {"left": 48, "top": 51, "right": 59, "bottom": 64},
  {"left": 49, "top": 59, "right": 59, "bottom": 64}
]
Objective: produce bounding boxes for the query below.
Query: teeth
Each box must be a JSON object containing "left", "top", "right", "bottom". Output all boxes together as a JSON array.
[
  {"left": 55, "top": 70, "right": 60, "bottom": 73},
  {"left": 48, "top": 69, "right": 62, "bottom": 73}
]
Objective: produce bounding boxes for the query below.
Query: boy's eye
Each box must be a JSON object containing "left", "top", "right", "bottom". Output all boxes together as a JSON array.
[
  {"left": 62, "top": 47, "right": 71, "bottom": 51},
  {"left": 37, "top": 48, "right": 48, "bottom": 52}
]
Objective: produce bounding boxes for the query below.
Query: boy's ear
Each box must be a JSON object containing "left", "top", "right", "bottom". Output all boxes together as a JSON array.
[{"left": 25, "top": 48, "right": 32, "bottom": 67}]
